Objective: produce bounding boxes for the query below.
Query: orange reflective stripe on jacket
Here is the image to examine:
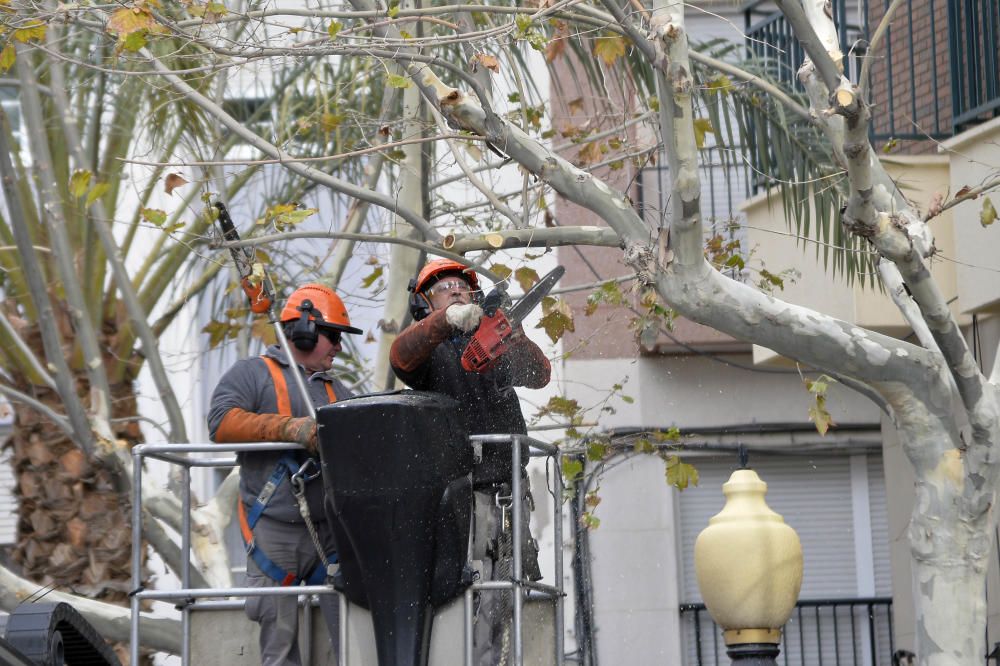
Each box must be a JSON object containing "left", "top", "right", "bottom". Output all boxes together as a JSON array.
[
  {"left": 261, "top": 356, "right": 292, "bottom": 416},
  {"left": 261, "top": 355, "right": 337, "bottom": 414}
]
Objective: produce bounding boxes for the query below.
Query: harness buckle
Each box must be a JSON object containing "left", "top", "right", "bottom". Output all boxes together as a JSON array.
[{"left": 291, "top": 458, "right": 321, "bottom": 491}]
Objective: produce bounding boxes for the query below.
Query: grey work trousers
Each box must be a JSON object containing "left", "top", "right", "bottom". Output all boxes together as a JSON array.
[
  {"left": 472, "top": 488, "right": 540, "bottom": 666},
  {"left": 244, "top": 512, "right": 340, "bottom": 666}
]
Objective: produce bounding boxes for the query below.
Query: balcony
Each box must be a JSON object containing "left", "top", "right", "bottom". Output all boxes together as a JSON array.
[
  {"left": 680, "top": 597, "right": 895, "bottom": 666},
  {"left": 744, "top": 0, "right": 1000, "bottom": 141}
]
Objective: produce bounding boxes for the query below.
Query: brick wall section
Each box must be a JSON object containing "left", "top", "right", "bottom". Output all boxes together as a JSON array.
[
  {"left": 550, "top": 54, "right": 746, "bottom": 360},
  {"left": 550, "top": 55, "right": 642, "bottom": 361},
  {"left": 866, "top": 0, "right": 951, "bottom": 155}
]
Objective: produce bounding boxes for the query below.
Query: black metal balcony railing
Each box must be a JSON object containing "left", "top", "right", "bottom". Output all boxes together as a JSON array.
[
  {"left": 744, "top": 0, "right": 1000, "bottom": 141},
  {"left": 680, "top": 597, "right": 894, "bottom": 666},
  {"left": 950, "top": 0, "right": 1000, "bottom": 129},
  {"left": 743, "top": 0, "right": 858, "bottom": 90}
]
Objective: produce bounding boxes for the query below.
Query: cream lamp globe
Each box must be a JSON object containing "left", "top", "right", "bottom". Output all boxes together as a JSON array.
[{"left": 694, "top": 466, "right": 803, "bottom": 649}]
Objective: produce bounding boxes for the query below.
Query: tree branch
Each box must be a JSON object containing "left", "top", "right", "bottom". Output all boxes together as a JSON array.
[
  {"left": 0, "top": 563, "right": 180, "bottom": 654},
  {"left": 0, "top": 109, "right": 96, "bottom": 455},
  {"left": 142, "top": 50, "right": 441, "bottom": 243},
  {"left": 16, "top": 46, "right": 115, "bottom": 441},
  {"left": 31, "top": 39, "right": 190, "bottom": 443}
]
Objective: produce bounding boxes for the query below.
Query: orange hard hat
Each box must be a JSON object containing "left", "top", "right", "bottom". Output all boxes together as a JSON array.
[
  {"left": 412, "top": 259, "right": 480, "bottom": 295},
  {"left": 280, "top": 283, "right": 362, "bottom": 334}
]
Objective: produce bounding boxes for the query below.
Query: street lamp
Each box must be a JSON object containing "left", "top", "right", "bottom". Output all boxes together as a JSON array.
[{"left": 694, "top": 450, "right": 803, "bottom": 665}]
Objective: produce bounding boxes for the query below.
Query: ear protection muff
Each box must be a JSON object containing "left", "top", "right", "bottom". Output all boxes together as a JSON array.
[
  {"left": 289, "top": 299, "right": 318, "bottom": 351},
  {"left": 408, "top": 278, "right": 434, "bottom": 321}
]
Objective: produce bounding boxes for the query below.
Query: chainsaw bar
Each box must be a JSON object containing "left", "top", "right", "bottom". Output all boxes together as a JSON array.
[{"left": 505, "top": 265, "right": 565, "bottom": 326}]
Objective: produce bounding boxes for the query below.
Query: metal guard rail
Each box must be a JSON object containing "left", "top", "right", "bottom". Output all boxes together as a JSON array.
[
  {"left": 129, "top": 434, "right": 565, "bottom": 666},
  {"left": 680, "top": 597, "right": 894, "bottom": 666}
]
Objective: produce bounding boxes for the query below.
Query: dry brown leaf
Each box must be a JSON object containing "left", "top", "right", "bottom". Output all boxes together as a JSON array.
[
  {"left": 164, "top": 172, "right": 188, "bottom": 195},
  {"left": 567, "top": 97, "right": 585, "bottom": 115},
  {"left": 59, "top": 449, "right": 88, "bottom": 479},
  {"left": 66, "top": 518, "right": 88, "bottom": 547},
  {"left": 546, "top": 21, "right": 568, "bottom": 63},
  {"left": 577, "top": 141, "right": 602, "bottom": 166},
  {"left": 26, "top": 436, "right": 54, "bottom": 466},
  {"left": 471, "top": 52, "right": 500, "bottom": 73}
]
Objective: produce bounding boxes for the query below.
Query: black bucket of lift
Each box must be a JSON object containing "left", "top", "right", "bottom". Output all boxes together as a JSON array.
[{"left": 317, "top": 391, "right": 474, "bottom": 666}]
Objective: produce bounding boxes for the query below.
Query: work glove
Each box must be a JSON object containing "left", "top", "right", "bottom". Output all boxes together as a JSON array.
[
  {"left": 446, "top": 303, "right": 484, "bottom": 333},
  {"left": 281, "top": 416, "right": 318, "bottom": 453}
]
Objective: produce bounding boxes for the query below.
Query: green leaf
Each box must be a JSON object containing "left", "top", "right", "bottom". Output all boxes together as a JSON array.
[
  {"left": 586, "top": 442, "right": 608, "bottom": 461},
  {"left": 562, "top": 458, "right": 583, "bottom": 482},
  {"left": 514, "top": 266, "right": 539, "bottom": 292},
  {"left": 634, "top": 438, "right": 654, "bottom": 454},
  {"left": 664, "top": 455, "right": 699, "bottom": 490},
  {"left": 69, "top": 170, "right": 92, "bottom": 198},
  {"left": 387, "top": 74, "right": 411, "bottom": 89},
  {"left": 620, "top": 395, "right": 634, "bottom": 404},
  {"left": 706, "top": 74, "right": 732, "bottom": 95},
  {"left": 536, "top": 299, "right": 574, "bottom": 343},
  {"left": 121, "top": 30, "right": 148, "bottom": 51},
  {"left": 593, "top": 34, "right": 625, "bottom": 66},
  {"left": 809, "top": 397, "right": 834, "bottom": 436},
  {"left": 981, "top": 197, "right": 996, "bottom": 227},
  {"left": 202, "top": 319, "right": 239, "bottom": 349},
  {"left": 361, "top": 266, "right": 383, "bottom": 289},
  {"left": 489, "top": 263, "right": 512, "bottom": 282},
  {"left": 693, "top": 118, "right": 714, "bottom": 149},
  {"left": 0, "top": 44, "right": 15, "bottom": 73},
  {"left": 652, "top": 427, "right": 681, "bottom": 442},
  {"left": 141, "top": 208, "right": 167, "bottom": 226},
  {"left": 387, "top": 3, "right": 399, "bottom": 17},
  {"left": 327, "top": 20, "right": 342, "bottom": 38},
  {"left": 13, "top": 20, "right": 46, "bottom": 43},
  {"left": 580, "top": 513, "right": 601, "bottom": 530},
  {"left": 805, "top": 374, "right": 836, "bottom": 435},
  {"left": 266, "top": 204, "right": 318, "bottom": 230},
  {"left": 86, "top": 182, "right": 109, "bottom": 206},
  {"left": 541, "top": 395, "right": 581, "bottom": 418}
]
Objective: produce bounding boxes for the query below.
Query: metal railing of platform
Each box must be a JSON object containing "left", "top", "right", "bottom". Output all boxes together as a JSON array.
[{"left": 129, "top": 433, "right": 565, "bottom": 666}]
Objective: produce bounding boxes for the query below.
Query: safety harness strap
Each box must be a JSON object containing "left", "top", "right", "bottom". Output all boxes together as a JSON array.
[
  {"left": 245, "top": 454, "right": 300, "bottom": 528},
  {"left": 238, "top": 500, "right": 334, "bottom": 586},
  {"left": 240, "top": 356, "right": 340, "bottom": 586}
]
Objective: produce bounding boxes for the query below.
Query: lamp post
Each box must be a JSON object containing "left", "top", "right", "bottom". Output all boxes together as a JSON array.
[{"left": 694, "top": 449, "right": 803, "bottom": 665}]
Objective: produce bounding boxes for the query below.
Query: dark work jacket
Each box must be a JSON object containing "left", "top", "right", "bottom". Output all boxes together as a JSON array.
[{"left": 390, "top": 308, "right": 551, "bottom": 483}]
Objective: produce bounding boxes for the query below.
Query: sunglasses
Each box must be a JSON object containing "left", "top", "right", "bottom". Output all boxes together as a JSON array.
[{"left": 320, "top": 329, "right": 342, "bottom": 345}]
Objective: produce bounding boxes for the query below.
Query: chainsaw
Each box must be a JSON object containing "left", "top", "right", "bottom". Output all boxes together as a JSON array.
[{"left": 461, "top": 265, "right": 565, "bottom": 373}]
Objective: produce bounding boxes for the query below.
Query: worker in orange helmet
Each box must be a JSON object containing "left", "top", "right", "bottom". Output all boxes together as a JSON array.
[
  {"left": 208, "top": 283, "right": 362, "bottom": 666},
  {"left": 390, "top": 258, "right": 551, "bottom": 666}
]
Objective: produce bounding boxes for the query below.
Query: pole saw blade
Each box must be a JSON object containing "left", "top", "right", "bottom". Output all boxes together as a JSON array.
[{"left": 214, "top": 201, "right": 273, "bottom": 314}]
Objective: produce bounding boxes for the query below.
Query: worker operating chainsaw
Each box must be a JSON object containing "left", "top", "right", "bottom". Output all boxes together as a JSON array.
[
  {"left": 390, "top": 258, "right": 555, "bottom": 666},
  {"left": 208, "top": 283, "right": 362, "bottom": 666}
]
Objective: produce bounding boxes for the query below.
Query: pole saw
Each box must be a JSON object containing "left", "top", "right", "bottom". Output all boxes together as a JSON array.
[{"left": 214, "top": 201, "right": 316, "bottom": 419}]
